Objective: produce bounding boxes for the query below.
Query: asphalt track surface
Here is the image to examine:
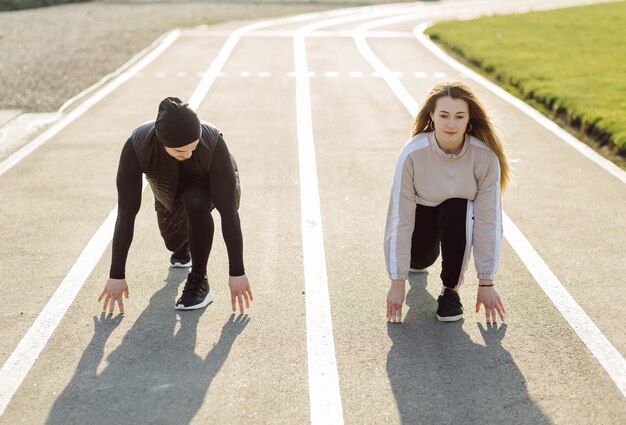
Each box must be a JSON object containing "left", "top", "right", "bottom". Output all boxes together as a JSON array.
[{"left": 1, "top": 0, "right": 625, "bottom": 424}]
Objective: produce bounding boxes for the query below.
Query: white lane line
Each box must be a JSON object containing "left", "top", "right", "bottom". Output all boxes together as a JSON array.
[
  {"left": 0, "top": 8, "right": 350, "bottom": 416},
  {"left": 355, "top": 13, "right": 626, "bottom": 398},
  {"left": 354, "top": 13, "right": 426, "bottom": 116},
  {"left": 503, "top": 214, "right": 626, "bottom": 397},
  {"left": 292, "top": 5, "right": 426, "bottom": 423},
  {"left": 294, "top": 22, "right": 344, "bottom": 425},
  {"left": 293, "top": 7, "right": 435, "bottom": 422},
  {"left": 0, "top": 30, "right": 180, "bottom": 178},
  {"left": 0, "top": 208, "right": 120, "bottom": 416},
  {"left": 414, "top": 23, "right": 626, "bottom": 185}
]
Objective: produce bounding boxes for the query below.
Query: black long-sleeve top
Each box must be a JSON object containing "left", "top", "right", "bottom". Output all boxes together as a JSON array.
[{"left": 109, "top": 136, "right": 244, "bottom": 279}]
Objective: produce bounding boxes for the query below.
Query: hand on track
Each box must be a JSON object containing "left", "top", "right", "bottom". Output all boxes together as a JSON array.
[
  {"left": 387, "top": 280, "right": 406, "bottom": 323},
  {"left": 476, "top": 284, "right": 505, "bottom": 324},
  {"left": 98, "top": 278, "right": 129, "bottom": 315},
  {"left": 229, "top": 275, "right": 253, "bottom": 314}
]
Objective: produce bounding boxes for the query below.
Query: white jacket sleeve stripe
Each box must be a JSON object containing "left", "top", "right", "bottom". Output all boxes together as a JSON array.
[
  {"left": 385, "top": 136, "right": 429, "bottom": 279},
  {"left": 472, "top": 152, "right": 502, "bottom": 280},
  {"left": 456, "top": 200, "right": 474, "bottom": 288}
]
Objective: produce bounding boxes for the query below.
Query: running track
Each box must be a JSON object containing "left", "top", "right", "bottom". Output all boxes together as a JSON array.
[{"left": 0, "top": 0, "right": 624, "bottom": 423}]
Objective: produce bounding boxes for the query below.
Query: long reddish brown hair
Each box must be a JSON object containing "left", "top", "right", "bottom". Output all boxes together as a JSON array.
[{"left": 412, "top": 81, "right": 510, "bottom": 191}]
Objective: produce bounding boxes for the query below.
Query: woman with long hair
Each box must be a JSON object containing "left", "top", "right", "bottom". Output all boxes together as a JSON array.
[{"left": 384, "top": 81, "right": 508, "bottom": 324}]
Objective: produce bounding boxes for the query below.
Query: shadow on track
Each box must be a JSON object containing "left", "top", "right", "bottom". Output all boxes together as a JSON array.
[
  {"left": 387, "top": 272, "right": 549, "bottom": 425},
  {"left": 46, "top": 268, "right": 249, "bottom": 425}
]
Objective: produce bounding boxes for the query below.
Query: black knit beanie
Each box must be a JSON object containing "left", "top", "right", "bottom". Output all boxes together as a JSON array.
[{"left": 155, "top": 97, "right": 201, "bottom": 148}]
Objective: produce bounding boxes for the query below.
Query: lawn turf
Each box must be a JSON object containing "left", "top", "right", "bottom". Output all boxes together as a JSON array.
[{"left": 426, "top": 1, "right": 626, "bottom": 156}]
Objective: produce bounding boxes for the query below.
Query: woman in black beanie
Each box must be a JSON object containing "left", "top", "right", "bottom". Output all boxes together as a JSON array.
[{"left": 98, "top": 97, "right": 253, "bottom": 314}]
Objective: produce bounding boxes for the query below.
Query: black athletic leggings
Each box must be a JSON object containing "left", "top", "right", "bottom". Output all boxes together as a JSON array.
[
  {"left": 109, "top": 136, "right": 243, "bottom": 280},
  {"left": 155, "top": 184, "right": 214, "bottom": 277},
  {"left": 410, "top": 198, "right": 472, "bottom": 288}
]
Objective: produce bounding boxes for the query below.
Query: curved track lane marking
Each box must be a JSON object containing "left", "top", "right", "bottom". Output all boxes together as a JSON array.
[{"left": 293, "top": 6, "right": 431, "bottom": 423}]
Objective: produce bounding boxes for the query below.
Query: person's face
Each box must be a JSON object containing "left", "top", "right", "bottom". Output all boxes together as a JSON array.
[
  {"left": 430, "top": 96, "right": 470, "bottom": 147},
  {"left": 164, "top": 140, "right": 199, "bottom": 161}
]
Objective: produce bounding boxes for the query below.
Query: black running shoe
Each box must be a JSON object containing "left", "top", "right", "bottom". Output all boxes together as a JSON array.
[
  {"left": 170, "top": 244, "right": 192, "bottom": 268},
  {"left": 436, "top": 288, "right": 463, "bottom": 322},
  {"left": 170, "top": 254, "right": 192, "bottom": 268},
  {"left": 175, "top": 272, "right": 213, "bottom": 310}
]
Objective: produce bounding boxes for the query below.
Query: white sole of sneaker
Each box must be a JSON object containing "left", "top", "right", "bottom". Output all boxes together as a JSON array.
[
  {"left": 437, "top": 314, "right": 463, "bottom": 322},
  {"left": 170, "top": 260, "right": 192, "bottom": 268},
  {"left": 175, "top": 290, "right": 214, "bottom": 310}
]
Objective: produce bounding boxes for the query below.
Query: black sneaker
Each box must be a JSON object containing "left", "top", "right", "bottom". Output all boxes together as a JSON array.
[
  {"left": 175, "top": 272, "right": 213, "bottom": 310},
  {"left": 436, "top": 288, "right": 463, "bottom": 322},
  {"left": 170, "top": 245, "right": 192, "bottom": 268},
  {"left": 170, "top": 255, "right": 192, "bottom": 268}
]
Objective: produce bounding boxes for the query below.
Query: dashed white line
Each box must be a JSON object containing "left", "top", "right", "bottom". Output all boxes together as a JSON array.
[
  {"left": 137, "top": 70, "right": 452, "bottom": 79},
  {"left": 182, "top": 29, "right": 415, "bottom": 38}
]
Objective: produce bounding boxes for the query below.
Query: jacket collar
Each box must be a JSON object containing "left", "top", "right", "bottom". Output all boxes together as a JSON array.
[{"left": 428, "top": 131, "right": 470, "bottom": 159}]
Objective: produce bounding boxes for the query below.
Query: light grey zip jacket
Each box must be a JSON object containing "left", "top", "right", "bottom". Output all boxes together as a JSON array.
[{"left": 384, "top": 131, "right": 502, "bottom": 281}]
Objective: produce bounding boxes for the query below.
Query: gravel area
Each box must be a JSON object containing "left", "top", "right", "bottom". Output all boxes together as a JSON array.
[{"left": 0, "top": 0, "right": 406, "bottom": 113}]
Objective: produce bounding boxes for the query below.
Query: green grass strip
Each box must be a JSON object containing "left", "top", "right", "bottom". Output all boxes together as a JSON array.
[
  {"left": 426, "top": 1, "right": 626, "bottom": 153},
  {"left": 0, "top": 0, "right": 89, "bottom": 11}
]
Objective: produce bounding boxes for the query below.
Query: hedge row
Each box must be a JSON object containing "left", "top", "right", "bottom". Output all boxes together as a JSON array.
[{"left": 0, "top": 0, "right": 90, "bottom": 11}]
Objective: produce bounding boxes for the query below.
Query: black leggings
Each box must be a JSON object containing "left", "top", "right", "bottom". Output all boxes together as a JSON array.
[
  {"left": 410, "top": 198, "right": 473, "bottom": 289},
  {"left": 155, "top": 184, "right": 214, "bottom": 277}
]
